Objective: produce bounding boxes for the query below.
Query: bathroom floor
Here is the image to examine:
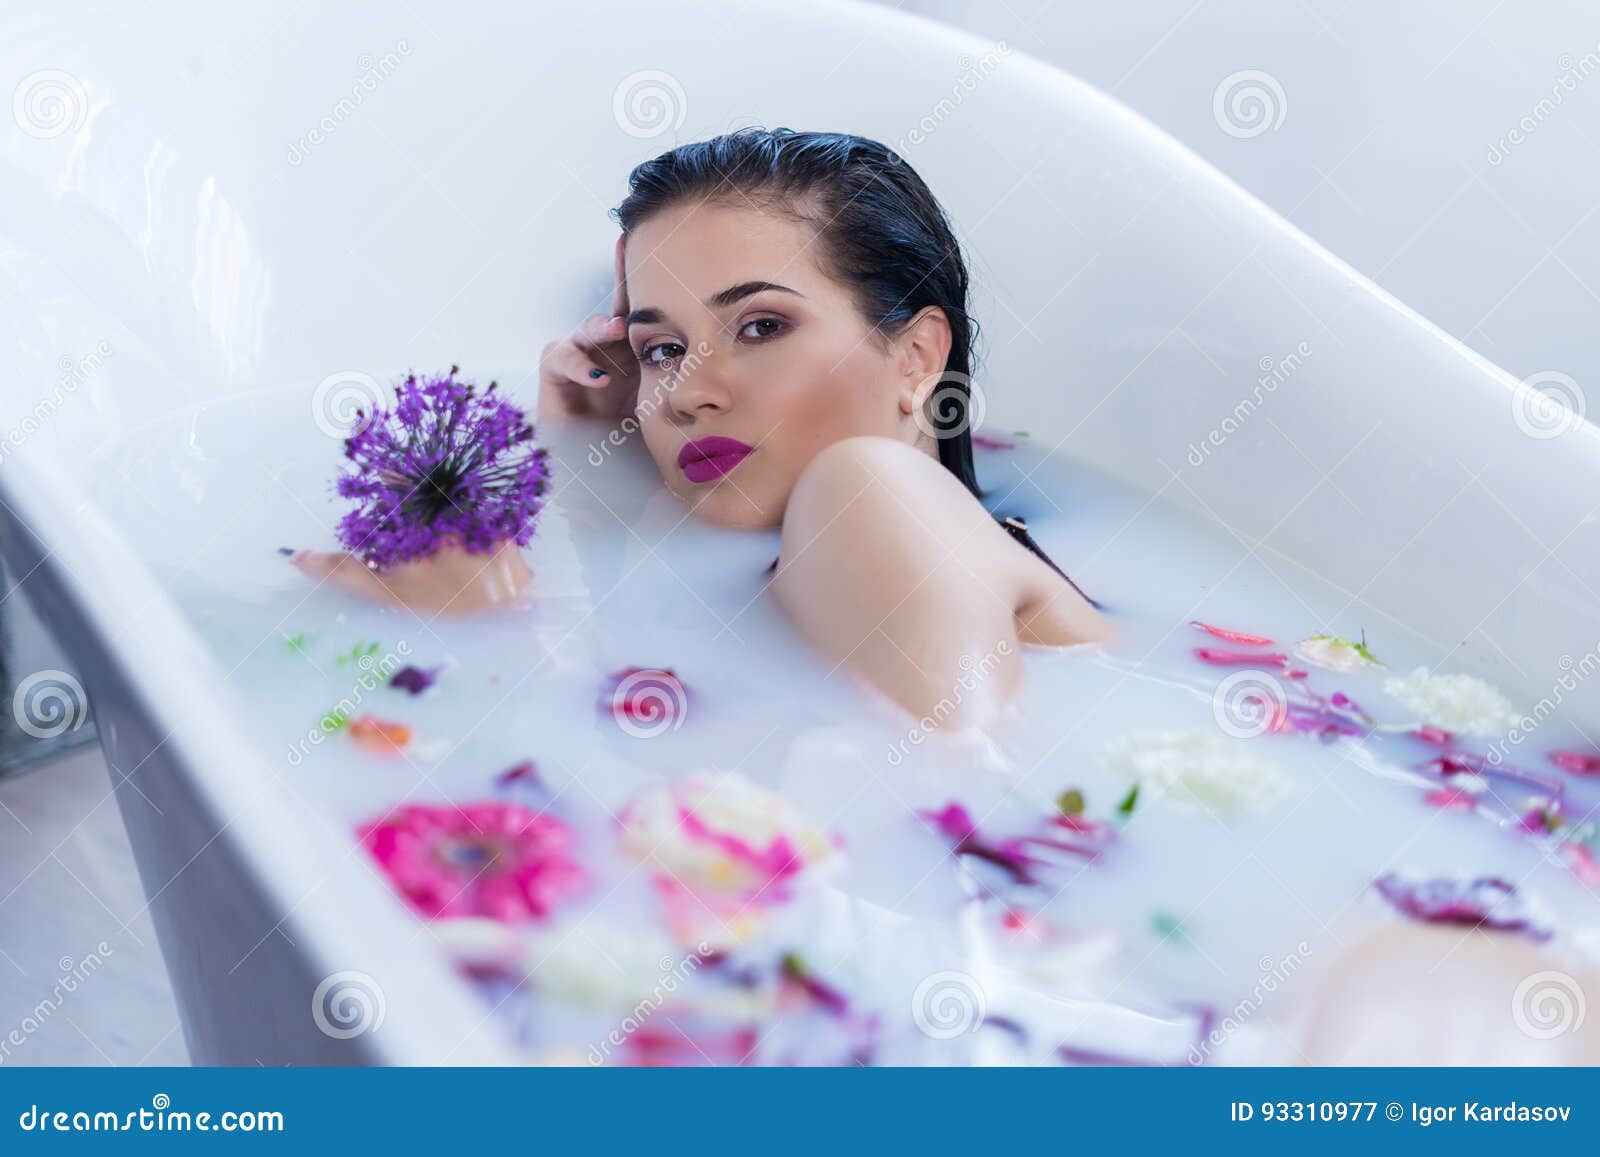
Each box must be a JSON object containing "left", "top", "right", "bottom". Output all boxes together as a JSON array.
[{"left": 0, "top": 746, "right": 188, "bottom": 1065}]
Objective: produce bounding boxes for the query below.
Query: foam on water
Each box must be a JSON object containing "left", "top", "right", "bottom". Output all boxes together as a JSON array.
[{"left": 90, "top": 385, "right": 1600, "bottom": 1065}]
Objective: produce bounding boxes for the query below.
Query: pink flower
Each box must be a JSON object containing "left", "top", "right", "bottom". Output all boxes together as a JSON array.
[{"left": 358, "top": 801, "right": 586, "bottom": 922}]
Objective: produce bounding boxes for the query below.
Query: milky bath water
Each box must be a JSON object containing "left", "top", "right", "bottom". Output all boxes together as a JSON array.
[{"left": 89, "top": 384, "right": 1600, "bottom": 1065}]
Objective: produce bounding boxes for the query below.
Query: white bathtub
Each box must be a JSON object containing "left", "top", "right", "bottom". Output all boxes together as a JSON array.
[{"left": 3, "top": 0, "right": 1597, "bottom": 1064}]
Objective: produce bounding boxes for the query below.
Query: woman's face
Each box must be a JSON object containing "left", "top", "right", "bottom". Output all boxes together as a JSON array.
[{"left": 623, "top": 199, "right": 946, "bottom": 530}]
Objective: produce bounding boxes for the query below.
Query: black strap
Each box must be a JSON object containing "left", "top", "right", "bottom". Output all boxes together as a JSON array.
[
  {"left": 999, "top": 515, "right": 1103, "bottom": 611},
  {"left": 764, "top": 515, "right": 1102, "bottom": 613}
]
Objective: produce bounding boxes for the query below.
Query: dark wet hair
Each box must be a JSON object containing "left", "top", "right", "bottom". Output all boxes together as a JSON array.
[{"left": 612, "top": 127, "right": 982, "bottom": 498}]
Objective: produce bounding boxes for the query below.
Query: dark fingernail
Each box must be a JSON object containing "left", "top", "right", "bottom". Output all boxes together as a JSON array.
[
  {"left": 277, "top": 546, "right": 296, "bottom": 556},
  {"left": 588, "top": 369, "right": 605, "bottom": 380}
]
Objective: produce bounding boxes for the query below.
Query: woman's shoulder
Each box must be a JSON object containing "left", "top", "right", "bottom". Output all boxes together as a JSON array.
[
  {"left": 790, "top": 435, "right": 976, "bottom": 514},
  {"left": 783, "top": 435, "right": 1005, "bottom": 558}
]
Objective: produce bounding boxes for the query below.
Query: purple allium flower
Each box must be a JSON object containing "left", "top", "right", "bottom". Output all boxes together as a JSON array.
[{"left": 334, "top": 367, "right": 551, "bottom": 569}]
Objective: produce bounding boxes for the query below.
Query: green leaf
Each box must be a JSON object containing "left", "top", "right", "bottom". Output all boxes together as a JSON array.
[
  {"left": 1151, "top": 910, "right": 1187, "bottom": 942},
  {"left": 1116, "top": 783, "right": 1140, "bottom": 819}
]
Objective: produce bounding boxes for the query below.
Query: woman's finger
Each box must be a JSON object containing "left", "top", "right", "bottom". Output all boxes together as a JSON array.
[
  {"left": 541, "top": 339, "right": 612, "bottom": 388},
  {"left": 611, "top": 233, "right": 629, "bottom": 318},
  {"left": 577, "top": 313, "right": 627, "bottom": 348}
]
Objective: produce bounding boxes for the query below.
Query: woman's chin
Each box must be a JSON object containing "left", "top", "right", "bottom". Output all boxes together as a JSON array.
[{"left": 683, "top": 487, "right": 781, "bottom": 531}]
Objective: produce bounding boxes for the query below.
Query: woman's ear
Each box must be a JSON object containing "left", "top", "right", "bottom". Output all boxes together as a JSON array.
[{"left": 896, "top": 306, "right": 955, "bottom": 414}]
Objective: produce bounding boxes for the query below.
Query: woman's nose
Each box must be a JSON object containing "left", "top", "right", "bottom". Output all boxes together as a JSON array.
[{"left": 665, "top": 348, "right": 733, "bottom": 420}]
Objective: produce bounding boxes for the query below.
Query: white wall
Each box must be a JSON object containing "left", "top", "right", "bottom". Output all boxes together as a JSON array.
[{"left": 898, "top": 0, "right": 1599, "bottom": 400}]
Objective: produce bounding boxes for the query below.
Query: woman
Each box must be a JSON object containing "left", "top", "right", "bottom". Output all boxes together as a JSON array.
[{"left": 297, "top": 129, "right": 1110, "bottom": 729}]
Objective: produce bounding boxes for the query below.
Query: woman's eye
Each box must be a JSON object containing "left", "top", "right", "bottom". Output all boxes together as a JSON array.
[
  {"left": 641, "top": 342, "right": 686, "bottom": 368},
  {"left": 738, "top": 317, "right": 786, "bottom": 342}
]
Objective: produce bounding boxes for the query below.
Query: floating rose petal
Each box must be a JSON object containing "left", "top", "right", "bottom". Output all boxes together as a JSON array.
[
  {"left": 1421, "top": 752, "right": 1564, "bottom": 800},
  {"left": 919, "top": 802, "right": 1038, "bottom": 885},
  {"left": 1567, "top": 843, "right": 1600, "bottom": 887},
  {"left": 1190, "top": 621, "right": 1275, "bottom": 646},
  {"left": 1415, "top": 725, "right": 1453, "bottom": 747},
  {"left": 624, "top": 1024, "right": 758, "bottom": 1067},
  {"left": 1195, "top": 647, "right": 1289, "bottom": 667},
  {"left": 495, "top": 759, "right": 540, "bottom": 789},
  {"left": 1001, "top": 909, "right": 1036, "bottom": 937},
  {"left": 1551, "top": 750, "right": 1600, "bottom": 777},
  {"left": 389, "top": 665, "right": 441, "bottom": 695},
  {"left": 347, "top": 714, "right": 413, "bottom": 755},
  {"left": 780, "top": 953, "right": 851, "bottom": 1017},
  {"left": 1422, "top": 787, "right": 1476, "bottom": 811},
  {"left": 1372, "top": 873, "right": 1549, "bottom": 940}
]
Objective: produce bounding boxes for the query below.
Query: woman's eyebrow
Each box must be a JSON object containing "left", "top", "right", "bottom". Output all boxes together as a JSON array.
[
  {"left": 707, "top": 280, "right": 805, "bottom": 309},
  {"left": 627, "top": 282, "right": 804, "bottom": 326}
]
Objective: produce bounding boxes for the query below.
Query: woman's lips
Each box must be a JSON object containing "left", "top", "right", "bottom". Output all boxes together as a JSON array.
[{"left": 677, "top": 436, "right": 754, "bottom": 483}]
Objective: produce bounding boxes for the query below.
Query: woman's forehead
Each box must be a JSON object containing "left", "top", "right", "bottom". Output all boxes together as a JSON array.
[{"left": 623, "top": 200, "right": 827, "bottom": 302}]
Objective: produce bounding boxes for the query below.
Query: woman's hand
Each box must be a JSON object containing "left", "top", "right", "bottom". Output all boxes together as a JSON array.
[
  {"left": 538, "top": 236, "right": 640, "bottom": 421},
  {"left": 289, "top": 539, "right": 533, "bottom": 615}
]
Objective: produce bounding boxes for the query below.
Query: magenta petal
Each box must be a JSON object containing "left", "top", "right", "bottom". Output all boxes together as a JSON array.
[{"left": 1194, "top": 647, "right": 1289, "bottom": 667}]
